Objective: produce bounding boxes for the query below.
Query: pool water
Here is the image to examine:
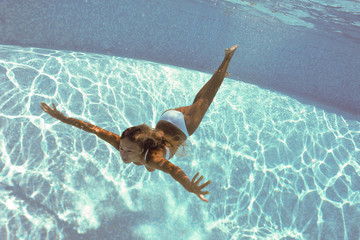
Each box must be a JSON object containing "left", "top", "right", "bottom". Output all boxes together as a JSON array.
[{"left": 0, "top": 45, "right": 359, "bottom": 239}]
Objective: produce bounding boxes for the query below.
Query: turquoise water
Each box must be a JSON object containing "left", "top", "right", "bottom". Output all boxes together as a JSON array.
[
  {"left": 1, "top": 0, "right": 360, "bottom": 115},
  {"left": 1, "top": 45, "right": 360, "bottom": 239},
  {"left": 220, "top": 0, "right": 360, "bottom": 30}
]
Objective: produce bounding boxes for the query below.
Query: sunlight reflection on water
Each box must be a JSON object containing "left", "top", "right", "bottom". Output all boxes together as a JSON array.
[{"left": 0, "top": 45, "right": 360, "bottom": 239}]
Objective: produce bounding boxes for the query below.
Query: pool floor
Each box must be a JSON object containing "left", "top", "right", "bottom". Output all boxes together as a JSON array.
[{"left": 0, "top": 45, "right": 360, "bottom": 239}]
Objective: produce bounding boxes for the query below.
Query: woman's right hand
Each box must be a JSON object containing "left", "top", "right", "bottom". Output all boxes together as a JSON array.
[
  {"left": 189, "top": 172, "right": 211, "bottom": 203},
  {"left": 40, "top": 103, "right": 66, "bottom": 121}
]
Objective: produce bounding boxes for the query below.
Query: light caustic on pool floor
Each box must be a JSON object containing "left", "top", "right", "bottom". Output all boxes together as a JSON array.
[{"left": 0, "top": 45, "right": 360, "bottom": 240}]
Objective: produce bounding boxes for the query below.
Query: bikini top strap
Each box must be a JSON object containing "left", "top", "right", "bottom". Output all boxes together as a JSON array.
[
  {"left": 144, "top": 147, "right": 170, "bottom": 162},
  {"left": 164, "top": 146, "right": 170, "bottom": 159},
  {"left": 144, "top": 148, "right": 150, "bottom": 162}
]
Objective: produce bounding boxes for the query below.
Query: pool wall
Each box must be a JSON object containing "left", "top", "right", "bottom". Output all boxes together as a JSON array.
[{"left": 0, "top": 0, "right": 359, "bottom": 115}]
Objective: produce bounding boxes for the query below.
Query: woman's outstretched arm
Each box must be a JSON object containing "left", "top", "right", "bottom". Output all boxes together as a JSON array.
[
  {"left": 146, "top": 156, "right": 211, "bottom": 203},
  {"left": 40, "top": 103, "right": 120, "bottom": 150}
]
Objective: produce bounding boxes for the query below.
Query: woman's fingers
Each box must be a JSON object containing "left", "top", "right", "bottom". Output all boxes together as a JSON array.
[
  {"left": 199, "top": 194, "right": 209, "bottom": 203},
  {"left": 191, "top": 172, "right": 199, "bottom": 183},
  {"left": 195, "top": 175, "right": 203, "bottom": 185},
  {"left": 41, "top": 103, "right": 51, "bottom": 109},
  {"left": 40, "top": 103, "right": 64, "bottom": 120},
  {"left": 40, "top": 103, "right": 50, "bottom": 112},
  {"left": 191, "top": 172, "right": 211, "bottom": 202},
  {"left": 40, "top": 103, "right": 58, "bottom": 113},
  {"left": 199, "top": 180, "right": 211, "bottom": 189}
]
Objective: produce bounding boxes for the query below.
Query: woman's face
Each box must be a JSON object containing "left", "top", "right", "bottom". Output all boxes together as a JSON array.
[{"left": 119, "top": 138, "right": 143, "bottom": 164}]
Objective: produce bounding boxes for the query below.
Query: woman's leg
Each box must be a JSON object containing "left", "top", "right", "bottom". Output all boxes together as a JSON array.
[{"left": 174, "top": 45, "right": 238, "bottom": 136}]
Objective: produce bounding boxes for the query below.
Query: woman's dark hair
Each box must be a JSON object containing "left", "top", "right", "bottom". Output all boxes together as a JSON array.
[{"left": 120, "top": 124, "right": 173, "bottom": 156}]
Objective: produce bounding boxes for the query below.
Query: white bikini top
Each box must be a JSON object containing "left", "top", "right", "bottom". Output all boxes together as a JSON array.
[{"left": 144, "top": 146, "right": 170, "bottom": 162}]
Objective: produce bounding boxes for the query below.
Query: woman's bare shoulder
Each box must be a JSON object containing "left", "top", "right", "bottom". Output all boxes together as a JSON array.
[
  {"left": 133, "top": 162, "right": 143, "bottom": 166},
  {"left": 146, "top": 148, "right": 164, "bottom": 161}
]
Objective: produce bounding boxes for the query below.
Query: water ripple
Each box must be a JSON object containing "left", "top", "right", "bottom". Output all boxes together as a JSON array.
[{"left": 0, "top": 45, "right": 359, "bottom": 239}]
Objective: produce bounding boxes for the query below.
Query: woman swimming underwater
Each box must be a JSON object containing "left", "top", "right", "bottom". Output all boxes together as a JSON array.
[{"left": 40, "top": 45, "right": 238, "bottom": 203}]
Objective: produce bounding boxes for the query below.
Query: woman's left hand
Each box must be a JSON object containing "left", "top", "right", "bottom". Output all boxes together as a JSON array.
[
  {"left": 189, "top": 172, "right": 211, "bottom": 203},
  {"left": 40, "top": 103, "right": 66, "bottom": 121}
]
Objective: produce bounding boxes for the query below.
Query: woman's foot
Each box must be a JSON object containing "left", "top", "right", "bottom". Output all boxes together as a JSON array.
[{"left": 225, "top": 45, "right": 238, "bottom": 57}]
